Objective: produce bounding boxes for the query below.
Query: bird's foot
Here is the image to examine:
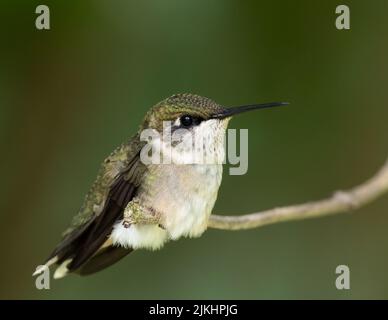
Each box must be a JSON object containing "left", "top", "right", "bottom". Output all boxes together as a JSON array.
[{"left": 122, "top": 219, "right": 133, "bottom": 228}]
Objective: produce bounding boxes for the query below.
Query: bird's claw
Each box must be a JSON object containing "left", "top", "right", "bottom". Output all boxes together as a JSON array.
[{"left": 122, "top": 220, "right": 132, "bottom": 228}]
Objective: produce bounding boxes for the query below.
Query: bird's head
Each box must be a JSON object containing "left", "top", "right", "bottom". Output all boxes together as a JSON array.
[{"left": 140, "top": 93, "right": 287, "bottom": 164}]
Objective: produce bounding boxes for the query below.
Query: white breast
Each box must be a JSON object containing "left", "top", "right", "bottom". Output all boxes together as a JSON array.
[{"left": 152, "top": 163, "right": 223, "bottom": 239}]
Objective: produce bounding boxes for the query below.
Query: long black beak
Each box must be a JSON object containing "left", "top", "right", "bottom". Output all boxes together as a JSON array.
[{"left": 211, "top": 101, "right": 289, "bottom": 119}]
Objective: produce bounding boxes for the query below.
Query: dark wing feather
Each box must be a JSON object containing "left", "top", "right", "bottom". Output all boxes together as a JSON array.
[
  {"left": 77, "top": 246, "right": 133, "bottom": 276},
  {"left": 47, "top": 217, "right": 95, "bottom": 263},
  {"left": 67, "top": 177, "right": 135, "bottom": 271},
  {"left": 45, "top": 137, "right": 145, "bottom": 275}
]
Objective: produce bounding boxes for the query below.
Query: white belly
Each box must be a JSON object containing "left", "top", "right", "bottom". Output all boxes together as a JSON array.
[
  {"left": 111, "top": 164, "right": 223, "bottom": 250},
  {"left": 143, "top": 163, "right": 223, "bottom": 239}
]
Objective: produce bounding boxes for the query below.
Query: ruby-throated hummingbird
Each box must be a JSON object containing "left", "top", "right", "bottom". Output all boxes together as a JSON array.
[{"left": 34, "top": 94, "right": 287, "bottom": 278}]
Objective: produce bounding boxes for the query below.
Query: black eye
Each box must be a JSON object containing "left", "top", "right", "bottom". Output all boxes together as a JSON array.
[
  {"left": 179, "top": 115, "right": 204, "bottom": 127},
  {"left": 180, "top": 115, "right": 193, "bottom": 127}
]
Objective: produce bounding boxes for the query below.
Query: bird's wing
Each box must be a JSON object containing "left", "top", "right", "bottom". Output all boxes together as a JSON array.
[{"left": 45, "top": 135, "right": 146, "bottom": 276}]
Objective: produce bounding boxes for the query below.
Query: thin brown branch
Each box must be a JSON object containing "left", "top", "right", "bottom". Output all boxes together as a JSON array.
[{"left": 208, "top": 157, "right": 388, "bottom": 230}]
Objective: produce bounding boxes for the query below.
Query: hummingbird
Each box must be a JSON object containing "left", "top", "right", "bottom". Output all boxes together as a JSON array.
[{"left": 34, "top": 93, "right": 287, "bottom": 278}]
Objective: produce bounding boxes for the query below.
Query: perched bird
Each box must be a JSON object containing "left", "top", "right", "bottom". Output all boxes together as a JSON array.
[{"left": 34, "top": 94, "right": 286, "bottom": 278}]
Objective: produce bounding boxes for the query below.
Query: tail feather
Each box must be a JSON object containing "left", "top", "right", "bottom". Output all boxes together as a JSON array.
[
  {"left": 53, "top": 259, "right": 72, "bottom": 279},
  {"left": 78, "top": 246, "right": 133, "bottom": 276},
  {"left": 45, "top": 245, "right": 133, "bottom": 278}
]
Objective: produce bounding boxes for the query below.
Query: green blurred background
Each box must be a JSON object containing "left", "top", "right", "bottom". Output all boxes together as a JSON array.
[{"left": 1, "top": 0, "right": 387, "bottom": 299}]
